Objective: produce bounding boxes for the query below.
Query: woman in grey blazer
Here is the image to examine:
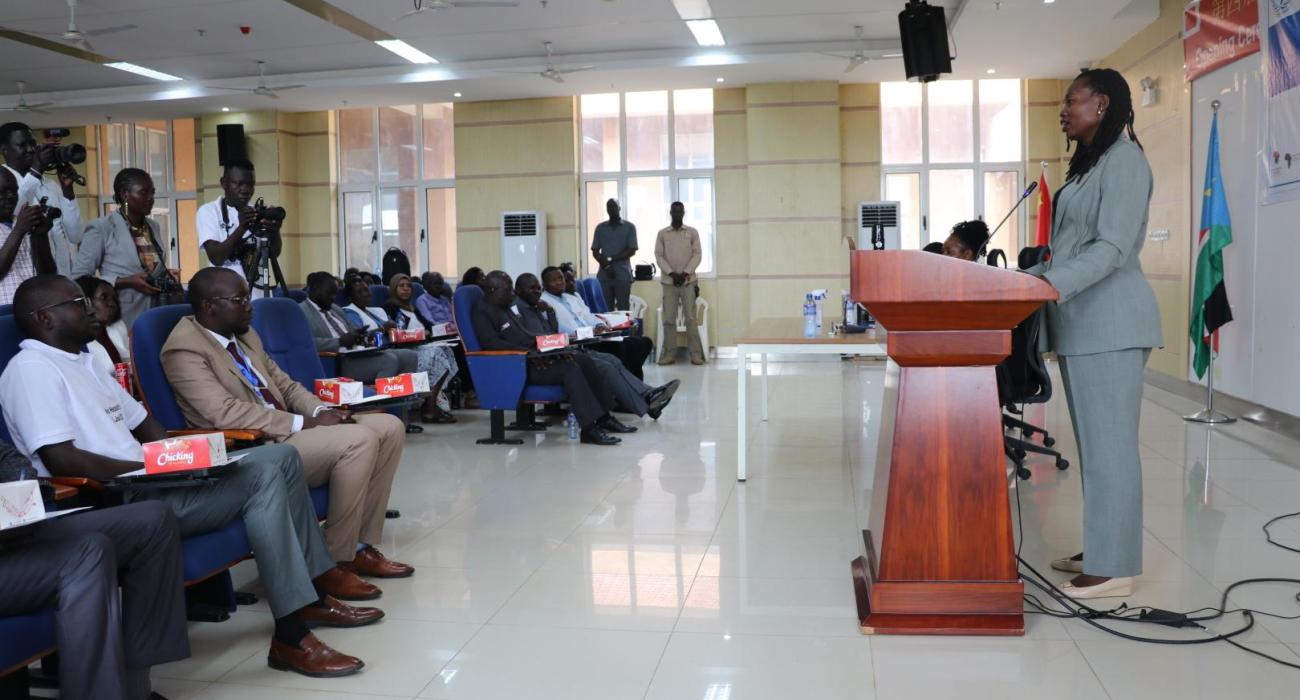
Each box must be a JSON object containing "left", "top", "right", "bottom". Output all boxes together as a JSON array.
[
  {"left": 1033, "top": 69, "right": 1162, "bottom": 599},
  {"left": 71, "top": 168, "right": 179, "bottom": 328}
]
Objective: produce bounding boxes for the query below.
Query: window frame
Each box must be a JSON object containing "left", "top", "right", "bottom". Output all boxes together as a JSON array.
[
  {"left": 579, "top": 91, "right": 716, "bottom": 278},
  {"left": 880, "top": 80, "right": 1025, "bottom": 253},
  {"left": 335, "top": 104, "right": 456, "bottom": 276}
]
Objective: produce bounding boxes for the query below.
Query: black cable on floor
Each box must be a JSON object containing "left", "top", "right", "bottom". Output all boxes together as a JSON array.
[{"left": 1012, "top": 470, "right": 1300, "bottom": 670}]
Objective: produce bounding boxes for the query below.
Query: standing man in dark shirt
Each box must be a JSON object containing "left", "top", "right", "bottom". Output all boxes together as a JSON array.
[
  {"left": 590, "top": 198, "right": 637, "bottom": 311},
  {"left": 470, "top": 270, "right": 632, "bottom": 445}
]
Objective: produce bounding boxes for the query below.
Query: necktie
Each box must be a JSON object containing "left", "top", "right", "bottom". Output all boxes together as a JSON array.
[
  {"left": 321, "top": 308, "right": 349, "bottom": 337},
  {"left": 226, "top": 342, "right": 284, "bottom": 410}
]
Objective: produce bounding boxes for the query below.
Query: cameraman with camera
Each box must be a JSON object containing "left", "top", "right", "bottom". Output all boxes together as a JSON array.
[
  {"left": 196, "top": 158, "right": 284, "bottom": 298},
  {"left": 0, "top": 122, "right": 83, "bottom": 275},
  {"left": 72, "top": 168, "right": 181, "bottom": 328},
  {"left": 0, "top": 167, "right": 56, "bottom": 304}
]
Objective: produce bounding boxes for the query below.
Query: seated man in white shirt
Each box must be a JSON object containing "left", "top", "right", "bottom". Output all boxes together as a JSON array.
[
  {"left": 539, "top": 266, "right": 653, "bottom": 379},
  {"left": 0, "top": 275, "right": 382, "bottom": 679},
  {"left": 0, "top": 122, "right": 81, "bottom": 274}
]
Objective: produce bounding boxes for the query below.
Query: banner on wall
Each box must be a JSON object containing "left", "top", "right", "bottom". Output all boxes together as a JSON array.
[
  {"left": 1262, "top": 0, "right": 1300, "bottom": 198},
  {"left": 1183, "top": 0, "right": 1260, "bottom": 81}
]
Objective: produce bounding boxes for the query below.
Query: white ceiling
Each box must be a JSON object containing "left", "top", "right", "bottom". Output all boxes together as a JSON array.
[{"left": 0, "top": 0, "right": 1161, "bottom": 126}]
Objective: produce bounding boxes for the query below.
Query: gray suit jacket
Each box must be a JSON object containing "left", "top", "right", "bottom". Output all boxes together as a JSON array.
[
  {"left": 1032, "top": 139, "right": 1163, "bottom": 356},
  {"left": 298, "top": 299, "right": 362, "bottom": 353},
  {"left": 71, "top": 213, "right": 170, "bottom": 328}
]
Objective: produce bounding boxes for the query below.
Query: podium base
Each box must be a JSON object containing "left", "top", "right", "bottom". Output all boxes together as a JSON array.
[{"left": 1183, "top": 408, "right": 1236, "bottom": 424}]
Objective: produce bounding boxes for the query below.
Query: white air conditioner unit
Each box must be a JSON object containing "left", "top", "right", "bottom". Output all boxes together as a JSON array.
[
  {"left": 857, "top": 201, "right": 900, "bottom": 251},
  {"left": 500, "top": 211, "right": 547, "bottom": 280}
]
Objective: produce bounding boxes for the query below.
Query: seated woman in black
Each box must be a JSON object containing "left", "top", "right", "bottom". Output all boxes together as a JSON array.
[{"left": 941, "top": 220, "right": 990, "bottom": 262}]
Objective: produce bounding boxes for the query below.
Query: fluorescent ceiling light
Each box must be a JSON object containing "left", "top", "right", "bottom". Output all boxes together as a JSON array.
[
  {"left": 686, "top": 19, "right": 725, "bottom": 47},
  {"left": 375, "top": 39, "right": 438, "bottom": 65},
  {"left": 716, "top": 77, "right": 725, "bottom": 83},
  {"left": 105, "top": 62, "right": 182, "bottom": 81},
  {"left": 453, "top": 92, "right": 462, "bottom": 97},
  {"left": 672, "top": 0, "right": 713, "bottom": 20},
  {"left": 221, "top": 106, "right": 230, "bottom": 112}
]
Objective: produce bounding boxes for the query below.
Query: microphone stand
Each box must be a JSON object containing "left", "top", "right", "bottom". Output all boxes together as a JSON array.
[{"left": 989, "top": 180, "right": 1038, "bottom": 241}]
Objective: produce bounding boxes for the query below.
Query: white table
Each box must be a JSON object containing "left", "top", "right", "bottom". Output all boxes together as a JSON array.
[{"left": 736, "top": 317, "right": 886, "bottom": 481}]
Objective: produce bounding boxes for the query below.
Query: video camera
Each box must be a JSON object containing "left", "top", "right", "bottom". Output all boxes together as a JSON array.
[{"left": 41, "top": 128, "right": 88, "bottom": 185}]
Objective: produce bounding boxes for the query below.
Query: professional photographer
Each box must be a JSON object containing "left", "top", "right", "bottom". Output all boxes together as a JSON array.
[
  {"left": 72, "top": 168, "right": 181, "bottom": 328},
  {"left": 0, "top": 122, "right": 83, "bottom": 275},
  {"left": 0, "top": 166, "right": 56, "bottom": 304},
  {"left": 196, "top": 158, "right": 284, "bottom": 297}
]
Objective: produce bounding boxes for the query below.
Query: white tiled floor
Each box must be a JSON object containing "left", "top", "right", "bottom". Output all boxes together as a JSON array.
[{"left": 148, "top": 358, "right": 1300, "bottom": 699}]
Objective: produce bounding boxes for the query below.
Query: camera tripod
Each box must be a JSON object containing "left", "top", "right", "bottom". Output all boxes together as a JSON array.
[{"left": 245, "top": 235, "right": 288, "bottom": 298}]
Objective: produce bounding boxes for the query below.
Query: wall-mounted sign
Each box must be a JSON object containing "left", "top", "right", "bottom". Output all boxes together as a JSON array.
[{"left": 1183, "top": 0, "right": 1261, "bottom": 81}]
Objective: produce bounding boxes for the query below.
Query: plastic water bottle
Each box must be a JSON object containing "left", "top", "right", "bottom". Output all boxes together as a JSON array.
[
  {"left": 842, "top": 291, "right": 857, "bottom": 326},
  {"left": 814, "top": 292, "right": 825, "bottom": 331},
  {"left": 567, "top": 412, "right": 578, "bottom": 440},
  {"left": 803, "top": 293, "right": 817, "bottom": 338}
]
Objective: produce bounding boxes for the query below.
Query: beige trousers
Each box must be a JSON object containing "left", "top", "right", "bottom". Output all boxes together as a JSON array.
[
  {"left": 661, "top": 282, "right": 703, "bottom": 360},
  {"left": 287, "top": 412, "right": 405, "bottom": 561}
]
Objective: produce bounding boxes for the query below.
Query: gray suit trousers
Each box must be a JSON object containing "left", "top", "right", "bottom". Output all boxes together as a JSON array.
[
  {"left": 0, "top": 501, "right": 189, "bottom": 700},
  {"left": 130, "top": 444, "right": 333, "bottom": 618},
  {"left": 1058, "top": 348, "right": 1150, "bottom": 578},
  {"left": 585, "top": 349, "right": 650, "bottom": 415}
]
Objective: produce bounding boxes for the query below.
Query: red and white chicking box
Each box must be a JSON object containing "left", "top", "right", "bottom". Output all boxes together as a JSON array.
[
  {"left": 375, "top": 372, "right": 431, "bottom": 398},
  {"left": 429, "top": 322, "right": 452, "bottom": 337},
  {"left": 536, "top": 333, "right": 569, "bottom": 352},
  {"left": 142, "top": 433, "right": 227, "bottom": 475},
  {"left": 389, "top": 328, "right": 426, "bottom": 343},
  {"left": 315, "top": 377, "right": 365, "bottom": 405}
]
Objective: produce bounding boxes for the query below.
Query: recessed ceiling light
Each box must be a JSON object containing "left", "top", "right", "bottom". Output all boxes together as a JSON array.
[
  {"left": 716, "top": 77, "right": 725, "bottom": 83},
  {"left": 221, "top": 107, "right": 230, "bottom": 112},
  {"left": 1044, "top": 0, "right": 1055, "bottom": 3},
  {"left": 986, "top": 68, "right": 996, "bottom": 74},
  {"left": 105, "top": 62, "right": 182, "bottom": 82},
  {"left": 375, "top": 39, "right": 438, "bottom": 65},
  {"left": 685, "top": 19, "right": 726, "bottom": 47},
  {"left": 453, "top": 92, "right": 462, "bottom": 98}
]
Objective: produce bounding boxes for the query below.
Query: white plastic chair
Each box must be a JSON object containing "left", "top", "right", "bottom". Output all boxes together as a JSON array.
[{"left": 655, "top": 296, "right": 710, "bottom": 360}]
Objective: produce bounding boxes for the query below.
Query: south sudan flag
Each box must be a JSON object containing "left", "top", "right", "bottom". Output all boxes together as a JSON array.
[{"left": 1190, "top": 112, "right": 1233, "bottom": 380}]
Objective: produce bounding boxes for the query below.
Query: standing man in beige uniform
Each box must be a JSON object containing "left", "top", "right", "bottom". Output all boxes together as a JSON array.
[{"left": 654, "top": 201, "right": 704, "bottom": 365}]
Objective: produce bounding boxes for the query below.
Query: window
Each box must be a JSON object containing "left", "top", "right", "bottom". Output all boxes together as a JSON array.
[
  {"left": 97, "top": 119, "right": 198, "bottom": 279},
  {"left": 579, "top": 90, "right": 715, "bottom": 275},
  {"left": 337, "top": 104, "right": 456, "bottom": 276},
  {"left": 881, "top": 79, "right": 1023, "bottom": 257}
]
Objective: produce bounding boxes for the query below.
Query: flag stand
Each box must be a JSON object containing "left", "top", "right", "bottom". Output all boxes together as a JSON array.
[
  {"left": 1184, "top": 348, "right": 1236, "bottom": 424},
  {"left": 1185, "top": 100, "right": 1236, "bottom": 425}
]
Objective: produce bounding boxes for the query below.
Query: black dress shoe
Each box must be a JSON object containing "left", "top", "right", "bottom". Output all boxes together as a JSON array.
[
  {"left": 645, "top": 379, "right": 681, "bottom": 420},
  {"left": 600, "top": 414, "right": 638, "bottom": 433},
  {"left": 580, "top": 427, "right": 622, "bottom": 445}
]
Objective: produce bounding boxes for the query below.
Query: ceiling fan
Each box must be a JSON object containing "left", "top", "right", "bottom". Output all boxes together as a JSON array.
[
  {"left": 205, "top": 62, "right": 305, "bottom": 100},
  {"left": 497, "top": 41, "right": 593, "bottom": 84},
  {"left": 0, "top": 82, "right": 54, "bottom": 114},
  {"left": 821, "top": 25, "right": 901, "bottom": 73},
  {"left": 398, "top": 0, "right": 521, "bottom": 19},
  {"left": 27, "top": 0, "right": 136, "bottom": 53}
]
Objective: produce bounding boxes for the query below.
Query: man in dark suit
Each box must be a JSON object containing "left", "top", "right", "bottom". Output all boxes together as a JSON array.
[
  {"left": 0, "top": 443, "right": 188, "bottom": 700},
  {"left": 471, "top": 270, "right": 631, "bottom": 445},
  {"left": 514, "top": 273, "right": 678, "bottom": 420}
]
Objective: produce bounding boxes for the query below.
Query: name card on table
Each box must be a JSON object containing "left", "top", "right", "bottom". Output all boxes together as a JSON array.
[
  {"left": 142, "top": 433, "right": 227, "bottom": 475},
  {"left": 575, "top": 326, "right": 595, "bottom": 341},
  {"left": 389, "top": 328, "right": 426, "bottom": 344},
  {"left": 375, "top": 372, "right": 431, "bottom": 398},
  {"left": 536, "top": 334, "right": 569, "bottom": 352},
  {"left": 0, "top": 480, "right": 44, "bottom": 530}
]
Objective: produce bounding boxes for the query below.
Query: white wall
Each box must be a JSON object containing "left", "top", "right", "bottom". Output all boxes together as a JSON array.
[{"left": 1191, "top": 53, "right": 1300, "bottom": 416}]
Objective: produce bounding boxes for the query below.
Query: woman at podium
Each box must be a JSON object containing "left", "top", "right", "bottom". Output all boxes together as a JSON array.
[{"left": 1030, "top": 68, "right": 1162, "bottom": 599}]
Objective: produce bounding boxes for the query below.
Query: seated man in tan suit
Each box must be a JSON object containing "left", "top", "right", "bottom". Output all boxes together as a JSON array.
[{"left": 161, "top": 268, "right": 413, "bottom": 598}]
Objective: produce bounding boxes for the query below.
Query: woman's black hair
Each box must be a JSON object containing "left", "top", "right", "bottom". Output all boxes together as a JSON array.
[
  {"left": 112, "top": 167, "right": 151, "bottom": 206},
  {"left": 75, "top": 275, "right": 111, "bottom": 298},
  {"left": 460, "top": 266, "right": 484, "bottom": 288},
  {"left": 949, "top": 220, "right": 990, "bottom": 257},
  {"left": 1066, "top": 68, "right": 1142, "bottom": 181}
]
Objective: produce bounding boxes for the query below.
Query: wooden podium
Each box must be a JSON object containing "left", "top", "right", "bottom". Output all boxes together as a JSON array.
[{"left": 849, "top": 250, "right": 1057, "bottom": 636}]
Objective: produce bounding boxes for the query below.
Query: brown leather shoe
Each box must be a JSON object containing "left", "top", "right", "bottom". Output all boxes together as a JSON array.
[
  {"left": 267, "top": 633, "right": 364, "bottom": 678},
  {"left": 343, "top": 545, "right": 415, "bottom": 579},
  {"left": 298, "top": 595, "right": 385, "bottom": 628},
  {"left": 315, "top": 565, "right": 382, "bottom": 601}
]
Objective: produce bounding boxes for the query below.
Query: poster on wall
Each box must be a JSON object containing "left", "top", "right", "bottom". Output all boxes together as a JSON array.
[
  {"left": 1262, "top": 0, "right": 1300, "bottom": 200},
  {"left": 1183, "top": 0, "right": 1261, "bottom": 81}
]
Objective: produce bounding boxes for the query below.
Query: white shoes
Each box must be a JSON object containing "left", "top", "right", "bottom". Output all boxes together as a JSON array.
[
  {"left": 1059, "top": 576, "right": 1133, "bottom": 600},
  {"left": 1050, "top": 556, "right": 1084, "bottom": 573}
]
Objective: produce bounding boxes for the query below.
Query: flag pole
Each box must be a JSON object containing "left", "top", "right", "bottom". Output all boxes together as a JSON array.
[{"left": 1185, "top": 100, "right": 1236, "bottom": 425}]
